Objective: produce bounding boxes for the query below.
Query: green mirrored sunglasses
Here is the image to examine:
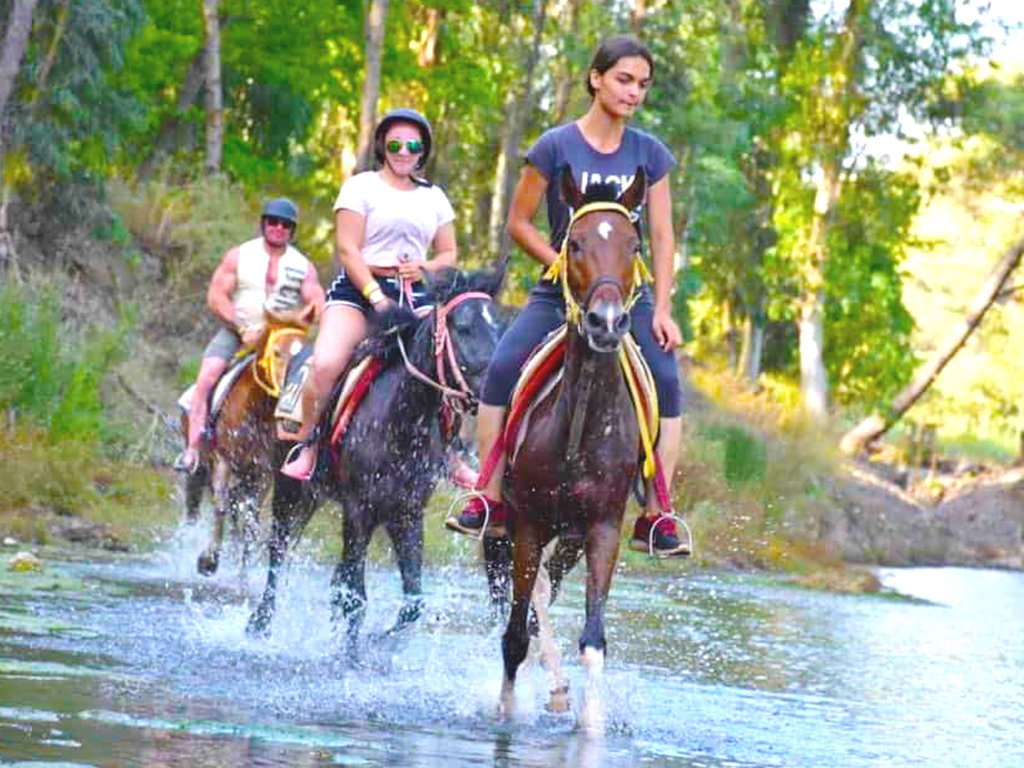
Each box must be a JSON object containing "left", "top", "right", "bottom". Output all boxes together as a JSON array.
[{"left": 385, "top": 138, "right": 424, "bottom": 155}]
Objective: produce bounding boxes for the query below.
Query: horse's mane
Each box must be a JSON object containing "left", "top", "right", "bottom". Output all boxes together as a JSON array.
[
  {"left": 355, "top": 266, "right": 504, "bottom": 367},
  {"left": 421, "top": 266, "right": 503, "bottom": 305}
]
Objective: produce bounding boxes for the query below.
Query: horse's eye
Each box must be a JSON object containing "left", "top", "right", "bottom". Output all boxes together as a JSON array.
[{"left": 568, "top": 239, "right": 582, "bottom": 258}]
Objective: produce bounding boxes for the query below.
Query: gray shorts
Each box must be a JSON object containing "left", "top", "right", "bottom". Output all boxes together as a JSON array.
[{"left": 203, "top": 326, "right": 243, "bottom": 360}]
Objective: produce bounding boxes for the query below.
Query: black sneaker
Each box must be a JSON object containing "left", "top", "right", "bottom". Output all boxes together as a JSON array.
[
  {"left": 445, "top": 496, "right": 506, "bottom": 537},
  {"left": 629, "top": 514, "right": 691, "bottom": 557}
]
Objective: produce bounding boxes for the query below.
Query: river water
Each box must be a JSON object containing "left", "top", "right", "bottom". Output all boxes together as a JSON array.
[{"left": 1, "top": 529, "right": 1023, "bottom": 767}]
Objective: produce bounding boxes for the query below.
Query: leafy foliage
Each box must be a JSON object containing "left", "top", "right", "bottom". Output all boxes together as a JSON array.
[
  {"left": 0, "top": 284, "right": 129, "bottom": 445},
  {"left": 0, "top": 0, "right": 1016, "bottom": 445}
]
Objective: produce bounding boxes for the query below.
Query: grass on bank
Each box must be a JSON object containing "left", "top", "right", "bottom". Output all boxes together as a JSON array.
[{"left": 0, "top": 428, "right": 177, "bottom": 550}]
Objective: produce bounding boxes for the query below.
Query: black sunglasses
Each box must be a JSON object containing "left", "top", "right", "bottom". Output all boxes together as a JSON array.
[
  {"left": 263, "top": 216, "right": 294, "bottom": 229},
  {"left": 385, "top": 138, "right": 424, "bottom": 155}
]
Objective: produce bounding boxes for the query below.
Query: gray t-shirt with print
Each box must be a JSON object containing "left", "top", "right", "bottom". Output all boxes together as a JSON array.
[{"left": 524, "top": 122, "right": 676, "bottom": 250}]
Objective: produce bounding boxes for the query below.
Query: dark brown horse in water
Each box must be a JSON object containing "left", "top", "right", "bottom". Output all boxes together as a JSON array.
[
  {"left": 181, "top": 318, "right": 310, "bottom": 576},
  {"left": 245, "top": 268, "right": 505, "bottom": 650},
  {"left": 491, "top": 167, "right": 649, "bottom": 733}
]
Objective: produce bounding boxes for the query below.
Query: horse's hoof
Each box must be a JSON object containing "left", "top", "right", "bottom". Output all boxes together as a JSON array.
[
  {"left": 245, "top": 614, "right": 271, "bottom": 639},
  {"left": 196, "top": 551, "right": 219, "bottom": 577}
]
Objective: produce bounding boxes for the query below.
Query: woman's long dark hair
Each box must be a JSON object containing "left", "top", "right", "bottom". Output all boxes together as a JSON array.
[{"left": 585, "top": 36, "right": 654, "bottom": 97}]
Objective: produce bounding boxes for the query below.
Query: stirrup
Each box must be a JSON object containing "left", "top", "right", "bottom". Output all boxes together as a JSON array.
[
  {"left": 173, "top": 449, "right": 200, "bottom": 475},
  {"left": 281, "top": 428, "right": 319, "bottom": 480},
  {"left": 444, "top": 491, "right": 493, "bottom": 541},
  {"left": 646, "top": 513, "right": 693, "bottom": 558}
]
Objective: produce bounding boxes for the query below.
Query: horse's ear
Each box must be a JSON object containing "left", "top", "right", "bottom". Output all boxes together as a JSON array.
[
  {"left": 484, "top": 261, "right": 506, "bottom": 297},
  {"left": 619, "top": 166, "right": 647, "bottom": 213},
  {"left": 559, "top": 164, "right": 583, "bottom": 210}
]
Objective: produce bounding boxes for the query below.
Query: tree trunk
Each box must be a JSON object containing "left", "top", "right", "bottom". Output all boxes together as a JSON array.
[
  {"left": 201, "top": 0, "right": 223, "bottom": 175},
  {"left": 0, "top": 0, "right": 38, "bottom": 285},
  {"left": 551, "top": 0, "right": 582, "bottom": 124},
  {"left": 738, "top": 296, "right": 766, "bottom": 382},
  {"left": 0, "top": 0, "right": 38, "bottom": 119},
  {"left": 632, "top": 0, "right": 646, "bottom": 33},
  {"left": 33, "top": 0, "right": 69, "bottom": 98},
  {"left": 797, "top": 0, "right": 864, "bottom": 420},
  {"left": 799, "top": 162, "right": 840, "bottom": 418},
  {"left": 140, "top": 48, "right": 207, "bottom": 178},
  {"left": 417, "top": 6, "right": 439, "bottom": 67},
  {"left": 488, "top": 0, "right": 547, "bottom": 259},
  {"left": 839, "top": 233, "right": 1024, "bottom": 455},
  {"left": 355, "top": 0, "right": 389, "bottom": 173}
]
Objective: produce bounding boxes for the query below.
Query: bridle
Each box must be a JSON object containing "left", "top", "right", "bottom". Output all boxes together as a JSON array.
[
  {"left": 252, "top": 326, "right": 308, "bottom": 398},
  {"left": 395, "top": 288, "right": 494, "bottom": 415},
  {"left": 542, "top": 200, "right": 652, "bottom": 333}
]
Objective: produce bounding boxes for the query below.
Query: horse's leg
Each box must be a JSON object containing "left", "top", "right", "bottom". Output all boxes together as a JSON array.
[
  {"left": 382, "top": 512, "right": 425, "bottom": 635},
  {"left": 330, "top": 509, "right": 372, "bottom": 657},
  {"left": 500, "top": 519, "right": 542, "bottom": 719},
  {"left": 482, "top": 535, "right": 512, "bottom": 625},
  {"left": 197, "top": 459, "right": 231, "bottom": 576},
  {"left": 578, "top": 521, "right": 621, "bottom": 737},
  {"left": 247, "top": 446, "right": 318, "bottom": 638},
  {"left": 183, "top": 463, "right": 209, "bottom": 525},
  {"left": 237, "top": 473, "right": 266, "bottom": 573},
  {"left": 533, "top": 539, "right": 569, "bottom": 713}
]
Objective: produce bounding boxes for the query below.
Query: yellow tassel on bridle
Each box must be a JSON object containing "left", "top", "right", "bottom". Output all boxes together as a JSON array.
[{"left": 542, "top": 200, "right": 660, "bottom": 478}]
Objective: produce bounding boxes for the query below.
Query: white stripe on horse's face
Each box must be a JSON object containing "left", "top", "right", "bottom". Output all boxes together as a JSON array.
[
  {"left": 597, "top": 220, "right": 613, "bottom": 240},
  {"left": 481, "top": 303, "right": 496, "bottom": 327}
]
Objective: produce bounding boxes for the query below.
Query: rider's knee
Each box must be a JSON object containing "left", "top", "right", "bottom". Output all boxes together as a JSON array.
[
  {"left": 196, "top": 364, "right": 225, "bottom": 391},
  {"left": 311, "top": 350, "right": 347, "bottom": 382}
]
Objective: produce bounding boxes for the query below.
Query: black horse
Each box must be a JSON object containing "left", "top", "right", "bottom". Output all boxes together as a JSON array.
[{"left": 246, "top": 268, "right": 504, "bottom": 649}]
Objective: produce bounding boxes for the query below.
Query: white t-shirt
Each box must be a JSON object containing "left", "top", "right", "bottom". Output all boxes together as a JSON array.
[{"left": 333, "top": 171, "right": 456, "bottom": 268}]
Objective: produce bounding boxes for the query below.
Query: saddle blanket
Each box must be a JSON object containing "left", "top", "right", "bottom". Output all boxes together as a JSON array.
[
  {"left": 177, "top": 353, "right": 255, "bottom": 422},
  {"left": 504, "top": 326, "right": 660, "bottom": 476}
]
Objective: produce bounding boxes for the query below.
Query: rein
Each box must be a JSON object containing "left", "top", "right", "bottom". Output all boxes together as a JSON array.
[{"left": 395, "top": 288, "right": 492, "bottom": 411}]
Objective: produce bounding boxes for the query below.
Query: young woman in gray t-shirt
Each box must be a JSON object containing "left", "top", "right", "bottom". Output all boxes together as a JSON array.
[{"left": 446, "top": 36, "right": 688, "bottom": 557}]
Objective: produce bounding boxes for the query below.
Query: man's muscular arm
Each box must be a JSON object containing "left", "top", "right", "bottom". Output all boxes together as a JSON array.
[
  {"left": 298, "top": 264, "right": 325, "bottom": 323},
  {"left": 207, "top": 247, "right": 241, "bottom": 329}
]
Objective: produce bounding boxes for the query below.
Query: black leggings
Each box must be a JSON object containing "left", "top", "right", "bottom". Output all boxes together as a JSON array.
[{"left": 481, "top": 280, "right": 682, "bottom": 417}]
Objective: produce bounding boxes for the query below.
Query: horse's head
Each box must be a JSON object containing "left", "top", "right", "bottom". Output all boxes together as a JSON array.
[
  {"left": 422, "top": 266, "right": 505, "bottom": 406},
  {"left": 559, "top": 165, "right": 646, "bottom": 354},
  {"left": 254, "top": 315, "right": 310, "bottom": 398}
]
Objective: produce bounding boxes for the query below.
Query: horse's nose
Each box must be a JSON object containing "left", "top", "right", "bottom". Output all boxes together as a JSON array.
[{"left": 583, "top": 300, "right": 630, "bottom": 346}]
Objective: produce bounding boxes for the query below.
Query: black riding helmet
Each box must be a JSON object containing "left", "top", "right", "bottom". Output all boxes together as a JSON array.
[
  {"left": 373, "top": 108, "right": 433, "bottom": 170},
  {"left": 261, "top": 197, "right": 299, "bottom": 226}
]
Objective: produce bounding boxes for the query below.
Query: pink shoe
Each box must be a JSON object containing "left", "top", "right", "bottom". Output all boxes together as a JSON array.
[
  {"left": 448, "top": 461, "right": 479, "bottom": 490},
  {"left": 280, "top": 444, "right": 316, "bottom": 481}
]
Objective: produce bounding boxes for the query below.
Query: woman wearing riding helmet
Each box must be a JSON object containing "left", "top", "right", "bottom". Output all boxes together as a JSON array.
[
  {"left": 445, "top": 35, "right": 689, "bottom": 557},
  {"left": 282, "top": 108, "right": 463, "bottom": 481}
]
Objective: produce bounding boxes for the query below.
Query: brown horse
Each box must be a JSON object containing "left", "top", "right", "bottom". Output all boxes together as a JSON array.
[
  {"left": 181, "top": 318, "right": 310, "bottom": 576},
  {"left": 494, "top": 166, "right": 648, "bottom": 733}
]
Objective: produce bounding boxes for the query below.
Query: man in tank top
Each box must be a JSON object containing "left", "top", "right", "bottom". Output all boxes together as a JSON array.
[{"left": 174, "top": 198, "right": 324, "bottom": 474}]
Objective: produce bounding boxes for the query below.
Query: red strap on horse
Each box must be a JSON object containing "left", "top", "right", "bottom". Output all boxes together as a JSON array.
[
  {"left": 329, "top": 357, "right": 383, "bottom": 448},
  {"left": 476, "top": 342, "right": 567, "bottom": 491}
]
